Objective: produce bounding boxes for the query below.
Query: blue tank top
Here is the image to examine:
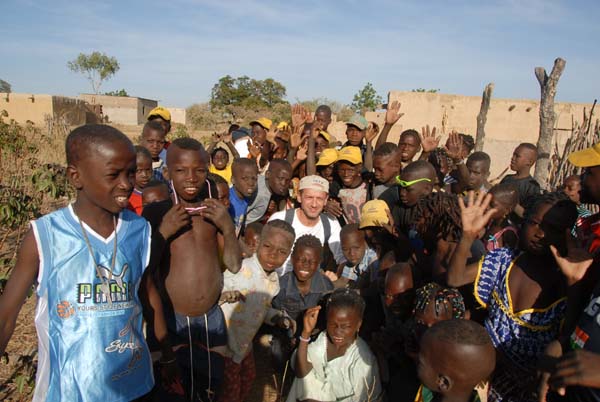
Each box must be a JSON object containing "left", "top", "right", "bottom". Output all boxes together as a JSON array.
[{"left": 30, "top": 205, "right": 154, "bottom": 402}]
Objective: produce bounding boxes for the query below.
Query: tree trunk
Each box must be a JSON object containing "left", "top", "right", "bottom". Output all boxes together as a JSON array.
[
  {"left": 534, "top": 58, "right": 566, "bottom": 190},
  {"left": 475, "top": 83, "right": 494, "bottom": 152}
]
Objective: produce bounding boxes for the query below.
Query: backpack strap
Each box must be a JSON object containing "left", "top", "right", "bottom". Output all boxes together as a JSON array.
[
  {"left": 284, "top": 208, "right": 296, "bottom": 225},
  {"left": 320, "top": 214, "right": 331, "bottom": 245}
]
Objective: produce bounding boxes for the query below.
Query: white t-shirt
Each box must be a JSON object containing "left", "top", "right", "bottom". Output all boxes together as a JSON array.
[{"left": 269, "top": 209, "right": 344, "bottom": 275}]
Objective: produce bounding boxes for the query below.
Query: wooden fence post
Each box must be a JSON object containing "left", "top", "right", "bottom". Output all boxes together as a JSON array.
[
  {"left": 534, "top": 58, "right": 566, "bottom": 190},
  {"left": 475, "top": 83, "right": 494, "bottom": 152}
]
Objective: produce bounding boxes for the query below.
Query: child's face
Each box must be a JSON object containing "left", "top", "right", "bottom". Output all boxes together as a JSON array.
[
  {"left": 326, "top": 306, "right": 362, "bottom": 348},
  {"left": 384, "top": 271, "right": 415, "bottom": 319},
  {"left": 510, "top": 146, "right": 534, "bottom": 172},
  {"left": 140, "top": 128, "right": 166, "bottom": 159},
  {"left": 373, "top": 153, "right": 401, "bottom": 185},
  {"left": 399, "top": 172, "right": 431, "bottom": 207},
  {"left": 212, "top": 149, "right": 229, "bottom": 170},
  {"left": 398, "top": 134, "right": 420, "bottom": 163},
  {"left": 135, "top": 154, "right": 153, "bottom": 190},
  {"left": 267, "top": 165, "right": 292, "bottom": 197},
  {"left": 166, "top": 148, "right": 208, "bottom": 202},
  {"left": 341, "top": 231, "right": 367, "bottom": 266},
  {"left": 564, "top": 178, "right": 581, "bottom": 204},
  {"left": 466, "top": 160, "right": 489, "bottom": 190},
  {"left": 71, "top": 141, "right": 136, "bottom": 214},
  {"left": 232, "top": 165, "right": 258, "bottom": 199},
  {"left": 345, "top": 125, "right": 365, "bottom": 146},
  {"left": 142, "top": 186, "right": 169, "bottom": 207},
  {"left": 251, "top": 124, "right": 267, "bottom": 145},
  {"left": 315, "top": 135, "right": 329, "bottom": 155},
  {"left": 522, "top": 202, "right": 565, "bottom": 256},
  {"left": 244, "top": 227, "right": 261, "bottom": 256},
  {"left": 337, "top": 161, "right": 362, "bottom": 188},
  {"left": 257, "top": 227, "right": 294, "bottom": 273},
  {"left": 318, "top": 164, "right": 335, "bottom": 183},
  {"left": 414, "top": 298, "right": 452, "bottom": 343},
  {"left": 216, "top": 182, "right": 230, "bottom": 209},
  {"left": 292, "top": 246, "right": 320, "bottom": 283}
]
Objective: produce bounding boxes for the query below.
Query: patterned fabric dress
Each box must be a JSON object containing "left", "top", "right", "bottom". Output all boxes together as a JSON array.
[{"left": 475, "top": 248, "right": 566, "bottom": 402}]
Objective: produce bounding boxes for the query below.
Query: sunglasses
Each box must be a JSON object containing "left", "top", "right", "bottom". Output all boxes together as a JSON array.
[{"left": 395, "top": 177, "right": 432, "bottom": 187}]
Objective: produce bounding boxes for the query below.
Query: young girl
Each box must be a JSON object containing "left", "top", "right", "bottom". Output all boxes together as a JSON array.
[
  {"left": 448, "top": 191, "right": 580, "bottom": 402},
  {"left": 287, "top": 288, "right": 382, "bottom": 402},
  {"left": 483, "top": 184, "right": 519, "bottom": 251},
  {"left": 128, "top": 146, "right": 153, "bottom": 215}
]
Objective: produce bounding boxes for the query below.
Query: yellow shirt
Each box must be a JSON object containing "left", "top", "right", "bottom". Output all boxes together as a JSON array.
[{"left": 209, "top": 163, "right": 232, "bottom": 184}]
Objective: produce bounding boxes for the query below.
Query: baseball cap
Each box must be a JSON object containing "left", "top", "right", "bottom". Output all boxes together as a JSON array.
[
  {"left": 359, "top": 200, "right": 390, "bottom": 229},
  {"left": 316, "top": 148, "right": 338, "bottom": 167},
  {"left": 337, "top": 146, "right": 362, "bottom": 165},
  {"left": 277, "top": 121, "right": 289, "bottom": 130},
  {"left": 147, "top": 106, "right": 171, "bottom": 122},
  {"left": 318, "top": 130, "right": 331, "bottom": 143},
  {"left": 249, "top": 117, "right": 272, "bottom": 130},
  {"left": 346, "top": 114, "right": 368, "bottom": 131},
  {"left": 568, "top": 143, "right": 600, "bottom": 167},
  {"left": 299, "top": 175, "right": 329, "bottom": 193}
]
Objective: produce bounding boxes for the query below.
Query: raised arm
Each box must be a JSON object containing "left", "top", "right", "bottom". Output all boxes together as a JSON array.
[
  {"left": 294, "top": 305, "right": 321, "bottom": 377},
  {"left": 364, "top": 122, "right": 378, "bottom": 172},
  {"left": 447, "top": 191, "right": 496, "bottom": 287},
  {"left": 418, "top": 125, "right": 440, "bottom": 161},
  {"left": 0, "top": 230, "right": 39, "bottom": 355},
  {"left": 375, "top": 101, "right": 403, "bottom": 149}
]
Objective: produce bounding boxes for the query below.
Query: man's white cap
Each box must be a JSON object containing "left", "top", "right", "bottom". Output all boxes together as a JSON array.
[{"left": 299, "top": 175, "right": 329, "bottom": 193}]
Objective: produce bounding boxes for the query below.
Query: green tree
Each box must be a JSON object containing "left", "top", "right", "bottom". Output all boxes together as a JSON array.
[
  {"left": 104, "top": 88, "right": 129, "bottom": 97},
  {"left": 411, "top": 88, "right": 440, "bottom": 93},
  {"left": 210, "top": 75, "right": 287, "bottom": 118},
  {"left": 0, "top": 79, "right": 11, "bottom": 93},
  {"left": 67, "top": 52, "right": 120, "bottom": 94},
  {"left": 351, "top": 82, "right": 383, "bottom": 113}
]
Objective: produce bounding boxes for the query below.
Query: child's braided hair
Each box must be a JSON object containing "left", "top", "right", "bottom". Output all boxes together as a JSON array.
[
  {"left": 414, "top": 282, "right": 466, "bottom": 319},
  {"left": 326, "top": 288, "right": 366, "bottom": 317},
  {"left": 415, "top": 192, "right": 462, "bottom": 242}
]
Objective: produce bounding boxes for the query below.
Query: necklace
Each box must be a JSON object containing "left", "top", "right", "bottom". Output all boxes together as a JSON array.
[{"left": 76, "top": 212, "right": 118, "bottom": 307}]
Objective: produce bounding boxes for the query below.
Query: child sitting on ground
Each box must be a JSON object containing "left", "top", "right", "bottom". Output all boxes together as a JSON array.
[
  {"left": 287, "top": 288, "right": 382, "bottom": 402},
  {"left": 228, "top": 158, "right": 258, "bottom": 237},
  {"left": 128, "top": 146, "right": 153, "bottom": 215},
  {"left": 0, "top": 125, "right": 166, "bottom": 401},
  {"left": 270, "top": 234, "right": 334, "bottom": 370},
  {"left": 141, "top": 180, "right": 170, "bottom": 208},
  {"left": 448, "top": 191, "right": 580, "bottom": 402},
  {"left": 140, "top": 120, "right": 168, "bottom": 182},
  {"left": 335, "top": 223, "right": 378, "bottom": 288},
  {"left": 416, "top": 320, "right": 496, "bottom": 402},
  {"left": 218, "top": 219, "right": 296, "bottom": 402},
  {"left": 484, "top": 183, "right": 519, "bottom": 251}
]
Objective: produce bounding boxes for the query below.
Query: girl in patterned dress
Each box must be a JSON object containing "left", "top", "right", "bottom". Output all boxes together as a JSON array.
[{"left": 448, "top": 191, "right": 582, "bottom": 402}]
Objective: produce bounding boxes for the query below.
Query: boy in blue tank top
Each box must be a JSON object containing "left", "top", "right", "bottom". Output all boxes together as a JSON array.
[{"left": 0, "top": 124, "right": 173, "bottom": 402}]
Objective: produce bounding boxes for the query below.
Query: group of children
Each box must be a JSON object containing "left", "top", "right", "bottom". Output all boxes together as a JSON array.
[{"left": 1, "top": 103, "right": 600, "bottom": 402}]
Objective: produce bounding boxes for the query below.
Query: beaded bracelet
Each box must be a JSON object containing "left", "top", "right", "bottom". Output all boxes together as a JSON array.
[{"left": 299, "top": 335, "right": 311, "bottom": 343}]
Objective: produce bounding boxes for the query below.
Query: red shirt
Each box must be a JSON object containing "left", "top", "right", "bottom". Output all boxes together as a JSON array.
[{"left": 128, "top": 189, "right": 143, "bottom": 216}]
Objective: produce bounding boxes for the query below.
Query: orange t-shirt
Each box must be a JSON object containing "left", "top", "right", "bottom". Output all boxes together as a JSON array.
[{"left": 128, "top": 190, "right": 143, "bottom": 216}]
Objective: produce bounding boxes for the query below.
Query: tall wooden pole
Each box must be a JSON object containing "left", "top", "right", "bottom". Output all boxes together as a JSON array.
[{"left": 475, "top": 83, "right": 494, "bottom": 152}]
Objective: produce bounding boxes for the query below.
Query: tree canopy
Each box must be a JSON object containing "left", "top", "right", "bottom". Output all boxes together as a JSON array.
[
  {"left": 0, "top": 79, "right": 11, "bottom": 93},
  {"left": 67, "top": 52, "right": 120, "bottom": 94},
  {"left": 104, "top": 89, "right": 129, "bottom": 97},
  {"left": 210, "top": 75, "right": 287, "bottom": 116},
  {"left": 351, "top": 82, "right": 382, "bottom": 113}
]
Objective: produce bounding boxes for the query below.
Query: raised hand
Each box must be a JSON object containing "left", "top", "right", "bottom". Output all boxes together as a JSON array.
[
  {"left": 365, "top": 122, "right": 380, "bottom": 143},
  {"left": 295, "top": 142, "right": 308, "bottom": 161},
  {"left": 420, "top": 125, "right": 440, "bottom": 153},
  {"left": 266, "top": 123, "right": 278, "bottom": 145},
  {"left": 385, "top": 100, "right": 404, "bottom": 125},
  {"left": 290, "top": 131, "right": 303, "bottom": 149},
  {"left": 247, "top": 139, "right": 261, "bottom": 158},
  {"left": 445, "top": 130, "right": 464, "bottom": 161},
  {"left": 222, "top": 130, "right": 233, "bottom": 144},
  {"left": 458, "top": 191, "right": 497, "bottom": 240},
  {"left": 550, "top": 229, "right": 594, "bottom": 286},
  {"left": 302, "top": 305, "right": 321, "bottom": 338},
  {"left": 291, "top": 104, "right": 310, "bottom": 130}
]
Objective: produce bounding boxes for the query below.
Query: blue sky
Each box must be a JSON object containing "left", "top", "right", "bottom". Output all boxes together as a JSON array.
[{"left": 2, "top": 0, "right": 599, "bottom": 108}]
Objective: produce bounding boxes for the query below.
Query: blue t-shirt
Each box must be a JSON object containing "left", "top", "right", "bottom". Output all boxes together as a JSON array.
[{"left": 228, "top": 186, "right": 250, "bottom": 236}]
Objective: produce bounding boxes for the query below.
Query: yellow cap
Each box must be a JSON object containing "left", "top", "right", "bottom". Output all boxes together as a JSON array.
[
  {"left": 318, "top": 130, "right": 331, "bottom": 142},
  {"left": 359, "top": 200, "right": 390, "bottom": 229},
  {"left": 249, "top": 117, "right": 272, "bottom": 130},
  {"left": 147, "top": 106, "right": 171, "bottom": 122},
  {"left": 316, "top": 148, "right": 338, "bottom": 167},
  {"left": 277, "top": 121, "right": 289, "bottom": 130},
  {"left": 337, "top": 146, "right": 362, "bottom": 165},
  {"left": 568, "top": 143, "right": 600, "bottom": 167}
]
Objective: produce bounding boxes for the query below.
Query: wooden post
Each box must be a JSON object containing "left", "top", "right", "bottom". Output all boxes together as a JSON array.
[
  {"left": 534, "top": 58, "right": 566, "bottom": 190},
  {"left": 475, "top": 83, "right": 494, "bottom": 152}
]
